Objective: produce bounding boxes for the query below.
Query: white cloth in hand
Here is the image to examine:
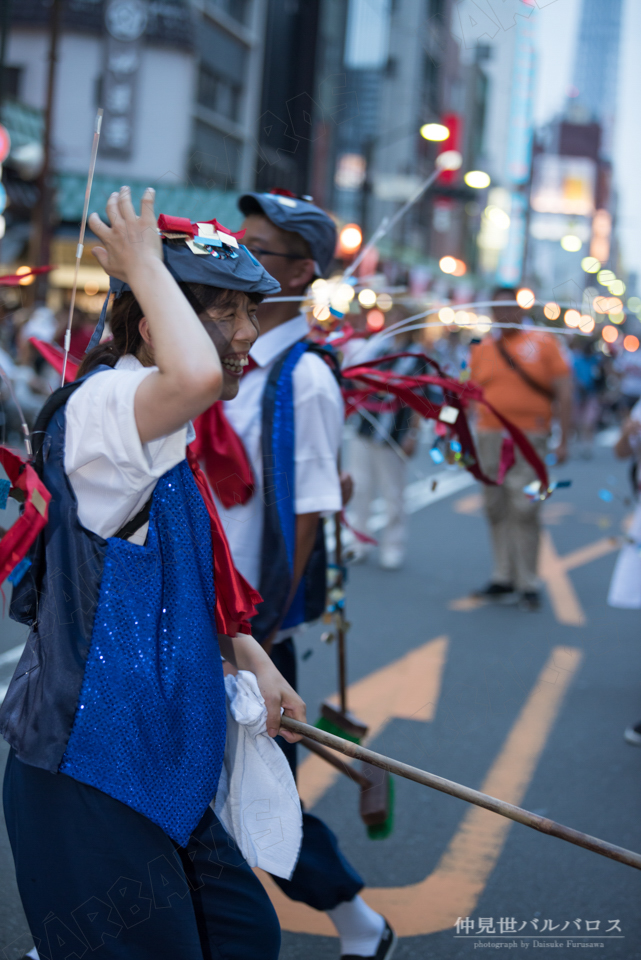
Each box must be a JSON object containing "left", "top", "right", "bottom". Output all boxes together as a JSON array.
[{"left": 213, "top": 671, "right": 302, "bottom": 879}]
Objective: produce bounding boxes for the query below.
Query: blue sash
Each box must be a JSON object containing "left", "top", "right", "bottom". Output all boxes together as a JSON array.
[{"left": 252, "top": 340, "right": 334, "bottom": 643}]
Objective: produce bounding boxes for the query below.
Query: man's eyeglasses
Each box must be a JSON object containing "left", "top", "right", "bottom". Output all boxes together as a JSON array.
[{"left": 246, "top": 246, "right": 308, "bottom": 261}]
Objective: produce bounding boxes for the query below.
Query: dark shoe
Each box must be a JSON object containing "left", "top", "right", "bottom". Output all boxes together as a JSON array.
[
  {"left": 342, "top": 920, "right": 397, "bottom": 960},
  {"left": 472, "top": 582, "right": 516, "bottom": 602},
  {"left": 624, "top": 722, "right": 641, "bottom": 746},
  {"left": 520, "top": 590, "right": 541, "bottom": 611}
]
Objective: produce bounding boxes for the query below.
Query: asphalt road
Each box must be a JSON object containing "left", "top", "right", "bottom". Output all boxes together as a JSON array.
[{"left": 1, "top": 438, "right": 641, "bottom": 959}]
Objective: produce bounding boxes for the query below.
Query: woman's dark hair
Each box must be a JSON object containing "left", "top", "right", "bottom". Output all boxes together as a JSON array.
[{"left": 77, "top": 281, "right": 263, "bottom": 378}]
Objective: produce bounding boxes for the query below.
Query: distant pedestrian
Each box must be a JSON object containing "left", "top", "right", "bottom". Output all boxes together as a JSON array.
[
  {"left": 608, "top": 403, "right": 641, "bottom": 745},
  {"left": 348, "top": 309, "right": 428, "bottom": 569},
  {"left": 571, "top": 337, "right": 604, "bottom": 458},
  {"left": 469, "top": 287, "right": 572, "bottom": 610},
  {"left": 614, "top": 344, "right": 641, "bottom": 411}
]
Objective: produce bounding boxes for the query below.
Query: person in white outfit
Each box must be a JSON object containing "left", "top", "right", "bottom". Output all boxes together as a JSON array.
[
  {"left": 608, "top": 400, "right": 641, "bottom": 745},
  {"left": 347, "top": 311, "right": 427, "bottom": 570}
]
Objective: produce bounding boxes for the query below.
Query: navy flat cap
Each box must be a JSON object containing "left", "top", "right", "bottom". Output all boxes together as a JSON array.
[
  {"left": 87, "top": 214, "right": 280, "bottom": 351},
  {"left": 238, "top": 190, "right": 337, "bottom": 277}
]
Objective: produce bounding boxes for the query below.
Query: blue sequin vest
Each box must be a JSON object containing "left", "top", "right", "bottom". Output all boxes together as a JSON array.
[{"left": 1, "top": 370, "right": 226, "bottom": 845}]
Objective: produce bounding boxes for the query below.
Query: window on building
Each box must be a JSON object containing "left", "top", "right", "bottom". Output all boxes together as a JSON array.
[
  {"left": 423, "top": 54, "right": 439, "bottom": 114},
  {"left": 197, "top": 64, "right": 242, "bottom": 122},
  {"left": 205, "top": 0, "right": 250, "bottom": 25},
  {"left": 190, "top": 119, "right": 243, "bottom": 189},
  {"left": 2, "top": 66, "right": 22, "bottom": 101}
]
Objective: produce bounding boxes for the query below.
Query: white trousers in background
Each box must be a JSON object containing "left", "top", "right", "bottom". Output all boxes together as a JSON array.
[
  {"left": 349, "top": 435, "right": 407, "bottom": 554},
  {"left": 608, "top": 500, "right": 641, "bottom": 608}
]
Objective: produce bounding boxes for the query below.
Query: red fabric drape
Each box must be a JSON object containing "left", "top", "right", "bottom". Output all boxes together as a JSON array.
[
  {"left": 186, "top": 447, "right": 262, "bottom": 636},
  {"left": 191, "top": 403, "right": 255, "bottom": 509}
]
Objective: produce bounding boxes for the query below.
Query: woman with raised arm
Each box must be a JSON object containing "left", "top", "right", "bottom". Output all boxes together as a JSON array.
[{"left": 1, "top": 187, "right": 304, "bottom": 959}]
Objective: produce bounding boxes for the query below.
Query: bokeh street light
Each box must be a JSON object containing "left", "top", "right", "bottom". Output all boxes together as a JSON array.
[
  {"left": 337, "top": 224, "right": 362, "bottom": 258},
  {"left": 439, "top": 256, "right": 466, "bottom": 276},
  {"left": 357, "top": 288, "right": 377, "bottom": 308},
  {"left": 367, "top": 309, "right": 385, "bottom": 331},
  {"left": 516, "top": 287, "right": 535, "bottom": 309},
  {"left": 435, "top": 150, "right": 463, "bottom": 172},
  {"left": 581, "top": 257, "right": 601, "bottom": 273},
  {"left": 464, "top": 170, "right": 491, "bottom": 189},
  {"left": 420, "top": 122, "right": 449, "bottom": 141},
  {"left": 561, "top": 235, "right": 582, "bottom": 252},
  {"left": 17, "top": 266, "right": 34, "bottom": 286},
  {"left": 543, "top": 302, "right": 561, "bottom": 320}
]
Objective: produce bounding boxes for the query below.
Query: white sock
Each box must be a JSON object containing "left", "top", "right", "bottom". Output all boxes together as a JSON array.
[
  {"left": 26, "top": 950, "right": 39, "bottom": 960},
  {"left": 327, "top": 895, "right": 386, "bottom": 956}
]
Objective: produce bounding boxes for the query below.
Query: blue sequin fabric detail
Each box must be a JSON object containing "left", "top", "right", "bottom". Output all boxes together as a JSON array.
[
  {"left": 60, "top": 460, "right": 225, "bottom": 846},
  {"left": 274, "top": 340, "right": 310, "bottom": 629}
]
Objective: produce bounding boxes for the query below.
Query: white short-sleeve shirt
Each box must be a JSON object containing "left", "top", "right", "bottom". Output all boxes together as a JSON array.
[
  {"left": 219, "top": 314, "right": 343, "bottom": 590},
  {"left": 64, "top": 354, "right": 192, "bottom": 539}
]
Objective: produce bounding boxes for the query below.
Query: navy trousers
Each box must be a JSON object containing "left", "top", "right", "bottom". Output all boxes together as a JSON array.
[
  {"left": 269, "top": 637, "right": 363, "bottom": 911},
  {"left": 3, "top": 750, "right": 280, "bottom": 960}
]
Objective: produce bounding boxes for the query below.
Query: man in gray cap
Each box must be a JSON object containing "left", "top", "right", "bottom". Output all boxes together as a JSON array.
[{"left": 209, "top": 190, "right": 395, "bottom": 960}]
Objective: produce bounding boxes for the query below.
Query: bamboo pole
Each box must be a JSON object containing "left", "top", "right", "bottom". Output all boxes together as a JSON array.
[
  {"left": 334, "top": 513, "right": 347, "bottom": 714},
  {"left": 280, "top": 716, "right": 641, "bottom": 871},
  {"left": 300, "top": 735, "right": 370, "bottom": 788}
]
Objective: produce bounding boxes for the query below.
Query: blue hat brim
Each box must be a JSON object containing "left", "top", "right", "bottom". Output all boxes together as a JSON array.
[{"left": 238, "top": 193, "right": 337, "bottom": 277}]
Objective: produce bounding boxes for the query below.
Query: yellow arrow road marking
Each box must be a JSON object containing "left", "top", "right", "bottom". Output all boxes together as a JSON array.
[
  {"left": 298, "top": 636, "right": 448, "bottom": 808},
  {"left": 258, "top": 645, "right": 582, "bottom": 938},
  {"left": 537, "top": 530, "right": 586, "bottom": 626},
  {"left": 449, "top": 530, "right": 620, "bottom": 626},
  {"left": 561, "top": 535, "right": 620, "bottom": 571}
]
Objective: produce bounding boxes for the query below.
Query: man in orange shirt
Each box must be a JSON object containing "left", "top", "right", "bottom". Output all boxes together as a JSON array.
[{"left": 469, "top": 287, "right": 572, "bottom": 610}]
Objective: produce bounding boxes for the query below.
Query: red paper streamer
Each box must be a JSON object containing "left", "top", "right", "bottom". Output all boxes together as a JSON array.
[
  {"left": 343, "top": 352, "right": 549, "bottom": 491},
  {"left": 29, "top": 338, "right": 80, "bottom": 382},
  {"left": 0, "top": 447, "right": 51, "bottom": 586}
]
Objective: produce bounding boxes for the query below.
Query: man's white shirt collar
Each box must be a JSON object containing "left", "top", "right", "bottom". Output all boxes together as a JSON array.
[{"left": 249, "top": 314, "right": 310, "bottom": 368}]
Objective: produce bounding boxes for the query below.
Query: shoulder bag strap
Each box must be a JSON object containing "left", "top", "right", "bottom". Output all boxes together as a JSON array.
[{"left": 496, "top": 337, "right": 555, "bottom": 401}]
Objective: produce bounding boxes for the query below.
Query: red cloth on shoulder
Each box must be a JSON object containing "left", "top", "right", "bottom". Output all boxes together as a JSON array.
[
  {"left": 191, "top": 402, "right": 255, "bottom": 509},
  {"left": 186, "top": 447, "right": 261, "bottom": 636}
]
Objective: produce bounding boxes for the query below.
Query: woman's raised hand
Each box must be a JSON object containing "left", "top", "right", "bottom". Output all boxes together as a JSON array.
[{"left": 89, "top": 186, "right": 162, "bottom": 284}]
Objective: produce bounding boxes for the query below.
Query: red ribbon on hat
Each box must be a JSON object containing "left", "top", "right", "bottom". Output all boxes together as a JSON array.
[
  {"left": 156, "top": 214, "right": 246, "bottom": 241},
  {"left": 157, "top": 214, "right": 196, "bottom": 237},
  {"left": 0, "top": 447, "right": 51, "bottom": 586},
  {"left": 201, "top": 219, "right": 246, "bottom": 240}
]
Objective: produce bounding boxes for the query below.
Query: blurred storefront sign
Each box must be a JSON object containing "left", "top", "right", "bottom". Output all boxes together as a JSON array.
[
  {"left": 529, "top": 214, "right": 591, "bottom": 243},
  {"left": 590, "top": 207, "right": 611, "bottom": 263},
  {"left": 373, "top": 174, "right": 422, "bottom": 202},
  {"left": 530, "top": 155, "right": 596, "bottom": 217},
  {"left": 335, "top": 154, "right": 367, "bottom": 191},
  {"left": 344, "top": 0, "right": 391, "bottom": 70},
  {"left": 497, "top": 10, "right": 536, "bottom": 286},
  {"left": 101, "top": 0, "right": 149, "bottom": 159}
]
